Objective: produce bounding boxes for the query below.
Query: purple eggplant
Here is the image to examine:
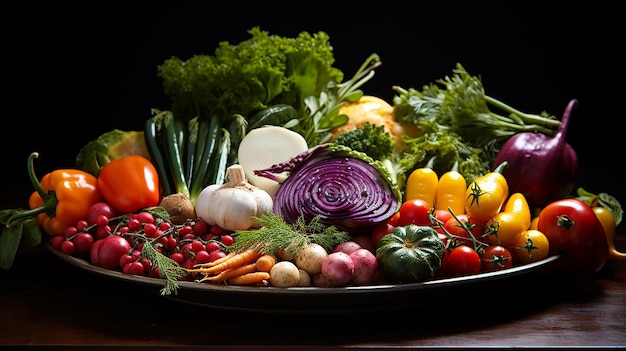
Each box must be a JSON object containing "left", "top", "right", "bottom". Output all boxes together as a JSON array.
[{"left": 494, "top": 99, "right": 579, "bottom": 209}]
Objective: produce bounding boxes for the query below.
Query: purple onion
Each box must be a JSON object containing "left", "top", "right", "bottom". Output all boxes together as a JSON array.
[
  {"left": 494, "top": 99, "right": 579, "bottom": 208},
  {"left": 255, "top": 144, "right": 401, "bottom": 233}
]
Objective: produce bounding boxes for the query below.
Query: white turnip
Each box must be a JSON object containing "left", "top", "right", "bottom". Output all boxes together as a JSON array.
[{"left": 349, "top": 248, "right": 378, "bottom": 285}]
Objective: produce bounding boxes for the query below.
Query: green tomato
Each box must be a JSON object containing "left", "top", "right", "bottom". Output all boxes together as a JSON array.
[{"left": 375, "top": 224, "right": 445, "bottom": 284}]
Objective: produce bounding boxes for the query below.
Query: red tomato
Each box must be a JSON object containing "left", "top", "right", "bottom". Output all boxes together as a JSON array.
[
  {"left": 480, "top": 245, "right": 513, "bottom": 272},
  {"left": 447, "top": 245, "right": 481, "bottom": 276},
  {"left": 443, "top": 214, "right": 483, "bottom": 248},
  {"left": 398, "top": 199, "right": 432, "bottom": 226},
  {"left": 433, "top": 209, "right": 453, "bottom": 233},
  {"left": 371, "top": 223, "right": 395, "bottom": 248},
  {"left": 537, "top": 198, "right": 609, "bottom": 274},
  {"left": 386, "top": 211, "right": 401, "bottom": 227},
  {"left": 435, "top": 248, "right": 451, "bottom": 278}
]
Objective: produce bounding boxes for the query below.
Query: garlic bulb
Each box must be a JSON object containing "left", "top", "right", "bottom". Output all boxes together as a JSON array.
[{"left": 195, "top": 164, "right": 273, "bottom": 231}]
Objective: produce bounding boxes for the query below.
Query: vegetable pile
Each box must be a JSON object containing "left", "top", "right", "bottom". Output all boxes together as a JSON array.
[{"left": 1, "top": 27, "right": 624, "bottom": 296}]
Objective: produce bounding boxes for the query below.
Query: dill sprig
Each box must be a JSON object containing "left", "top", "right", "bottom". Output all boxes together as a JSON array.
[
  {"left": 227, "top": 212, "right": 351, "bottom": 257},
  {"left": 141, "top": 239, "right": 187, "bottom": 296}
]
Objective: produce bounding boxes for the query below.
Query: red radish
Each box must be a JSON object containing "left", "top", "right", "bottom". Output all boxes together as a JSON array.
[
  {"left": 349, "top": 249, "right": 378, "bottom": 285},
  {"left": 332, "top": 241, "right": 362, "bottom": 255},
  {"left": 494, "top": 99, "right": 579, "bottom": 208},
  {"left": 318, "top": 252, "right": 355, "bottom": 287}
]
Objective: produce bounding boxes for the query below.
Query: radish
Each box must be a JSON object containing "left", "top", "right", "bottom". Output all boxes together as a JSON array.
[
  {"left": 349, "top": 248, "right": 378, "bottom": 285},
  {"left": 332, "top": 241, "right": 362, "bottom": 255},
  {"left": 318, "top": 251, "right": 355, "bottom": 287}
]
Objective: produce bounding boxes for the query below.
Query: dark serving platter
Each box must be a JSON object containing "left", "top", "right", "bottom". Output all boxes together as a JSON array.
[{"left": 45, "top": 240, "right": 562, "bottom": 314}]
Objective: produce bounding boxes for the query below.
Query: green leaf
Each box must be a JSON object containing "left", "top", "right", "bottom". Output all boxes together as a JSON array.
[
  {"left": 0, "top": 225, "right": 23, "bottom": 270},
  {"left": 21, "top": 219, "right": 42, "bottom": 247}
]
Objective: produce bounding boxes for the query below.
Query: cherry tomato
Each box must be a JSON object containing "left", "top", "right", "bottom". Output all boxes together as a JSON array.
[
  {"left": 480, "top": 245, "right": 513, "bottom": 272},
  {"left": 86, "top": 202, "right": 119, "bottom": 226},
  {"left": 433, "top": 209, "right": 453, "bottom": 233},
  {"left": 510, "top": 229, "right": 550, "bottom": 264},
  {"left": 435, "top": 248, "right": 451, "bottom": 278},
  {"left": 447, "top": 245, "right": 481, "bottom": 276},
  {"left": 485, "top": 211, "right": 528, "bottom": 247},
  {"left": 443, "top": 214, "right": 483, "bottom": 248},
  {"left": 537, "top": 198, "right": 609, "bottom": 273},
  {"left": 371, "top": 222, "right": 395, "bottom": 248},
  {"left": 386, "top": 211, "right": 401, "bottom": 227},
  {"left": 398, "top": 199, "right": 432, "bottom": 226},
  {"left": 529, "top": 216, "right": 539, "bottom": 230}
]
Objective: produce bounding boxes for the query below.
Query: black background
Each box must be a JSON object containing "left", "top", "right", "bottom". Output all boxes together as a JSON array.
[{"left": 3, "top": 2, "right": 621, "bottom": 207}]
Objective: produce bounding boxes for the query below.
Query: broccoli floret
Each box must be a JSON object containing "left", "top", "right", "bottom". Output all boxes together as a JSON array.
[
  {"left": 332, "top": 123, "right": 393, "bottom": 160},
  {"left": 332, "top": 123, "right": 409, "bottom": 192}
]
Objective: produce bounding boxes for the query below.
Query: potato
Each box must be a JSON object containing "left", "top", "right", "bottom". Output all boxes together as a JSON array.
[
  {"left": 294, "top": 243, "right": 328, "bottom": 275},
  {"left": 269, "top": 261, "right": 300, "bottom": 288},
  {"left": 296, "top": 268, "right": 311, "bottom": 286}
]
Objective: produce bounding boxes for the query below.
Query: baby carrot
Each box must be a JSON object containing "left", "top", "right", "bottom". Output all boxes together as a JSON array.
[
  {"left": 198, "top": 262, "right": 258, "bottom": 283},
  {"left": 255, "top": 254, "right": 276, "bottom": 272},
  {"left": 228, "top": 272, "right": 271, "bottom": 286},
  {"left": 194, "top": 251, "right": 236, "bottom": 268},
  {"left": 192, "top": 249, "right": 263, "bottom": 275}
]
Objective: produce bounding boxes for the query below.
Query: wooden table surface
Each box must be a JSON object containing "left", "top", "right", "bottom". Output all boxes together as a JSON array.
[{"left": 1, "top": 216, "right": 625, "bottom": 350}]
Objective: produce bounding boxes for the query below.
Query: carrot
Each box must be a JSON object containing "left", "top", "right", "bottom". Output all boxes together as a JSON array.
[
  {"left": 197, "top": 262, "right": 258, "bottom": 283},
  {"left": 193, "top": 251, "right": 237, "bottom": 268},
  {"left": 190, "top": 249, "right": 263, "bottom": 275},
  {"left": 228, "top": 271, "right": 271, "bottom": 286},
  {"left": 255, "top": 254, "right": 276, "bottom": 272}
]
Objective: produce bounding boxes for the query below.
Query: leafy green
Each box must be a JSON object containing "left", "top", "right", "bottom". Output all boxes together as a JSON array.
[
  {"left": 157, "top": 27, "right": 380, "bottom": 156},
  {"left": 332, "top": 122, "right": 409, "bottom": 191},
  {"left": 0, "top": 209, "right": 41, "bottom": 270},
  {"left": 576, "top": 187, "right": 624, "bottom": 226},
  {"left": 141, "top": 237, "right": 186, "bottom": 296},
  {"left": 227, "top": 212, "right": 351, "bottom": 256},
  {"left": 392, "top": 63, "right": 562, "bottom": 183}
]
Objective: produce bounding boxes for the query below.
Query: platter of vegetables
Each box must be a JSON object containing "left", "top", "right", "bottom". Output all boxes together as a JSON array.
[{"left": 1, "top": 27, "right": 624, "bottom": 314}]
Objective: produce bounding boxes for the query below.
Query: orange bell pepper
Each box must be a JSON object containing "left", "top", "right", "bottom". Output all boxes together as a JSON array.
[
  {"left": 9, "top": 152, "right": 104, "bottom": 236},
  {"left": 97, "top": 155, "right": 161, "bottom": 213}
]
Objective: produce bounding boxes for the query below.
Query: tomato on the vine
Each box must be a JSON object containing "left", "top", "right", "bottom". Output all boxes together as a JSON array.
[
  {"left": 433, "top": 209, "right": 453, "bottom": 233},
  {"left": 398, "top": 199, "right": 431, "bottom": 226},
  {"left": 510, "top": 229, "right": 549, "bottom": 264},
  {"left": 484, "top": 211, "right": 528, "bottom": 247},
  {"left": 446, "top": 245, "right": 481, "bottom": 276},
  {"left": 537, "top": 198, "right": 609, "bottom": 273},
  {"left": 443, "top": 214, "right": 483, "bottom": 248},
  {"left": 480, "top": 245, "right": 513, "bottom": 272}
]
